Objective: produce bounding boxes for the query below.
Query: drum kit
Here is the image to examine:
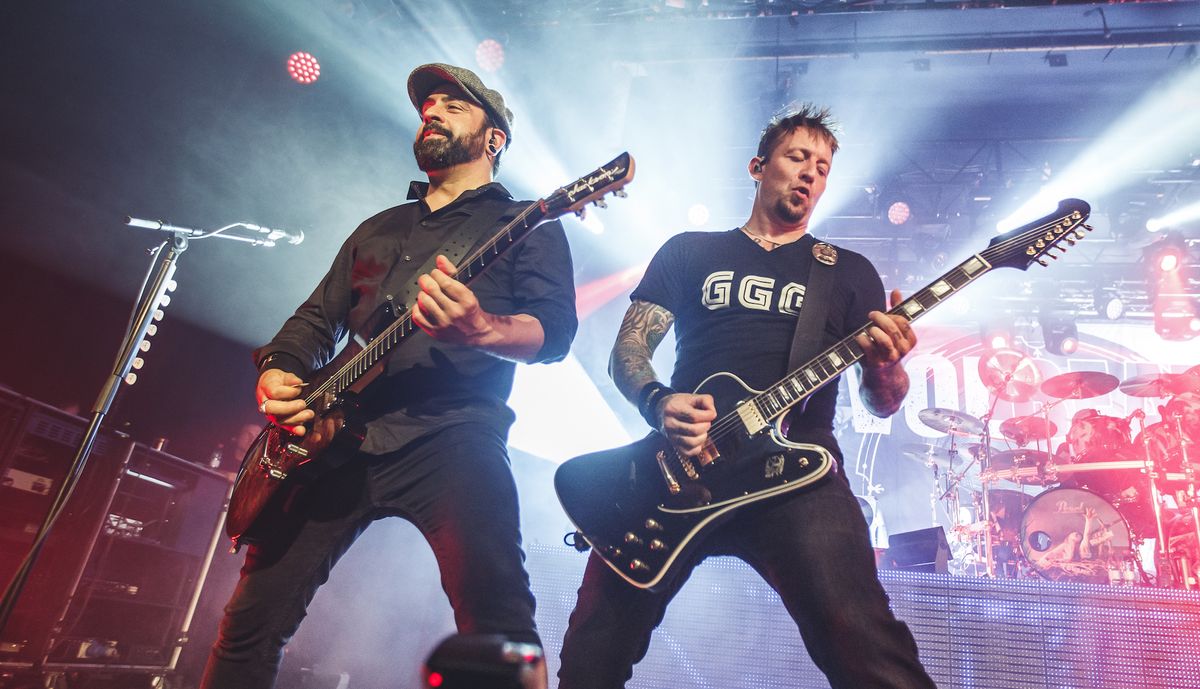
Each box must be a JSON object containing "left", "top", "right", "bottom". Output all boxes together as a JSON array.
[{"left": 905, "top": 354, "right": 1200, "bottom": 588}]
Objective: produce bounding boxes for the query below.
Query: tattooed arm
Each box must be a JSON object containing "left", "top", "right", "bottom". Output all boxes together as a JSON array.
[
  {"left": 610, "top": 300, "right": 717, "bottom": 458},
  {"left": 609, "top": 299, "right": 675, "bottom": 402}
]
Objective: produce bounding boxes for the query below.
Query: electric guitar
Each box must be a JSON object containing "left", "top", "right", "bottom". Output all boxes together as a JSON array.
[
  {"left": 554, "top": 198, "right": 1092, "bottom": 590},
  {"left": 226, "top": 153, "right": 636, "bottom": 548}
]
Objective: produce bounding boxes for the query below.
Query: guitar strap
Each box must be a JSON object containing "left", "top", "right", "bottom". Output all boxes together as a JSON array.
[
  {"left": 787, "top": 238, "right": 839, "bottom": 373},
  {"left": 386, "top": 197, "right": 517, "bottom": 319}
]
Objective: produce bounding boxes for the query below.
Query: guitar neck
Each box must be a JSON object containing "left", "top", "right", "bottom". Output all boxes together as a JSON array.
[
  {"left": 304, "top": 202, "right": 548, "bottom": 405},
  {"left": 749, "top": 253, "right": 994, "bottom": 425}
]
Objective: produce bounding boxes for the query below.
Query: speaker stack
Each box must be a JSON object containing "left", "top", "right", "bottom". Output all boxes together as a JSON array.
[{"left": 0, "top": 387, "right": 231, "bottom": 686}]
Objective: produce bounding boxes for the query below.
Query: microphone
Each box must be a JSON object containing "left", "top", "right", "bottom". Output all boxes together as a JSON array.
[
  {"left": 244, "top": 223, "right": 304, "bottom": 246},
  {"left": 125, "top": 216, "right": 206, "bottom": 236}
]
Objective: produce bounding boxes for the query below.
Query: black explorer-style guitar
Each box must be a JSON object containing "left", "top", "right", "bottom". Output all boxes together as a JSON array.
[{"left": 554, "top": 198, "right": 1092, "bottom": 590}]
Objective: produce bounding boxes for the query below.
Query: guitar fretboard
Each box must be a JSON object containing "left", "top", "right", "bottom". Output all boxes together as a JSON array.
[
  {"left": 304, "top": 204, "right": 542, "bottom": 406},
  {"left": 750, "top": 254, "right": 994, "bottom": 424}
]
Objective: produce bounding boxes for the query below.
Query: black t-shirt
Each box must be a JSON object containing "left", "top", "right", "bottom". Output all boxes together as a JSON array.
[{"left": 631, "top": 228, "right": 884, "bottom": 450}]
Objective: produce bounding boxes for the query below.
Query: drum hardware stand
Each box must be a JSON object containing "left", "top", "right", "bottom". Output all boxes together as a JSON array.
[
  {"left": 1169, "top": 410, "right": 1200, "bottom": 589},
  {"left": 1133, "top": 410, "right": 1177, "bottom": 588},
  {"left": 978, "top": 393, "right": 1004, "bottom": 578}
]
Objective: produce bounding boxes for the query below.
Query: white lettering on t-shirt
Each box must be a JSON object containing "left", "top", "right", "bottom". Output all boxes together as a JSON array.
[
  {"left": 702, "top": 270, "right": 735, "bottom": 310},
  {"left": 738, "top": 276, "right": 776, "bottom": 311},
  {"left": 779, "top": 283, "right": 806, "bottom": 316},
  {"left": 699, "top": 271, "right": 806, "bottom": 315}
]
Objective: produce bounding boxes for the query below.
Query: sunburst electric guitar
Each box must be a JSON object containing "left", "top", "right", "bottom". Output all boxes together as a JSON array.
[
  {"left": 554, "top": 198, "right": 1092, "bottom": 590},
  {"left": 226, "top": 153, "right": 635, "bottom": 548}
]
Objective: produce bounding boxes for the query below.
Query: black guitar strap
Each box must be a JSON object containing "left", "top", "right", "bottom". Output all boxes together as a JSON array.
[
  {"left": 386, "top": 198, "right": 517, "bottom": 318},
  {"left": 787, "top": 238, "right": 840, "bottom": 373}
]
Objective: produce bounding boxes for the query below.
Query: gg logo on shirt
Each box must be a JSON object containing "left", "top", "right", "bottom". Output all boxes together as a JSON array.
[{"left": 701, "top": 271, "right": 806, "bottom": 315}]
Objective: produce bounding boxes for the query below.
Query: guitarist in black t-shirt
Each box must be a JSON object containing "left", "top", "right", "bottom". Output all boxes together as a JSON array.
[{"left": 557, "top": 105, "right": 936, "bottom": 689}]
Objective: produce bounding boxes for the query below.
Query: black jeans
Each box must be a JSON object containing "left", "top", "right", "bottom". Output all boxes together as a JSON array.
[
  {"left": 558, "top": 470, "right": 936, "bottom": 689},
  {"left": 200, "top": 423, "right": 540, "bottom": 689}
]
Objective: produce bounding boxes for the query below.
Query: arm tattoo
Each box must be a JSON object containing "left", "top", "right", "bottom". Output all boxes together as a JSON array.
[{"left": 609, "top": 300, "right": 675, "bottom": 403}]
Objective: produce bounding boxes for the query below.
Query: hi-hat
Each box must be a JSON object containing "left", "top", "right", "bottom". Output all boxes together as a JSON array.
[
  {"left": 978, "top": 348, "right": 1042, "bottom": 402},
  {"left": 1000, "top": 415, "right": 1058, "bottom": 444},
  {"left": 1119, "top": 373, "right": 1187, "bottom": 398},
  {"left": 900, "top": 443, "right": 983, "bottom": 488},
  {"left": 1040, "top": 371, "right": 1119, "bottom": 400},
  {"left": 918, "top": 408, "right": 984, "bottom": 436},
  {"left": 990, "top": 448, "right": 1052, "bottom": 471}
]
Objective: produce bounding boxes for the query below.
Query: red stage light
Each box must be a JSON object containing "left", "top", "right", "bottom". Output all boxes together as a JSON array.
[
  {"left": 287, "top": 51, "right": 321, "bottom": 85},
  {"left": 887, "top": 200, "right": 911, "bottom": 225},
  {"left": 475, "top": 39, "right": 505, "bottom": 73},
  {"left": 426, "top": 671, "right": 443, "bottom": 687}
]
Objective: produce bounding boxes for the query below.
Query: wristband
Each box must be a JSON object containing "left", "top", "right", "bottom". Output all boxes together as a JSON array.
[{"left": 636, "top": 381, "right": 676, "bottom": 430}]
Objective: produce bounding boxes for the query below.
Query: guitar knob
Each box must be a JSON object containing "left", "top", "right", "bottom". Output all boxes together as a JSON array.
[
  {"left": 649, "top": 539, "right": 666, "bottom": 552},
  {"left": 624, "top": 532, "right": 643, "bottom": 546},
  {"left": 629, "top": 559, "right": 649, "bottom": 572},
  {"left": 644, "top": 519, "right": 662, "bottom": 531}
]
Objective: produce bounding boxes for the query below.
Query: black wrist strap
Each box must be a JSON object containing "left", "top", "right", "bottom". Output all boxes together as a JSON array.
[{"left": 637, "top": 381, "right": 676, "bottom": 429}]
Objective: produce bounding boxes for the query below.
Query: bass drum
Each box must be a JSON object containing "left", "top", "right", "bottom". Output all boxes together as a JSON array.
[{"left": 1020, "top": 487, "right": 1132, "bottom": 584}]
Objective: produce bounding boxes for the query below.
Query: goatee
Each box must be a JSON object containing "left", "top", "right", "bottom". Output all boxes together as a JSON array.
[{"left": 413, "top": 123, "right": 488, "bottom": 172}]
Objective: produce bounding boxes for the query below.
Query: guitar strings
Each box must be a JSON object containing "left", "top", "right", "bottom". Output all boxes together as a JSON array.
[
  {"left": 699, "top": 213, "right": 1080, "bottom": 446},
  {"left": 301, "top": 200, "right": 542, "bottom": 407}
]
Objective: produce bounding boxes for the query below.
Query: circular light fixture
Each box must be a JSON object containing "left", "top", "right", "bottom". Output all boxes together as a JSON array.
[
  {"left": 886, "top": 200, "right": 911, "bottom": 225},
  {"left": 475, "top": 39, "right": 505, "bottom": 73},
  {"left": 287, "top": 52, "right": 321, "bottom": 85}
]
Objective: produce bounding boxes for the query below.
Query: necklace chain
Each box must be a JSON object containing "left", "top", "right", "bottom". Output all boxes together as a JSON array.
[{"left": 740, "top": 226, "right": 798, "bottom": 249}]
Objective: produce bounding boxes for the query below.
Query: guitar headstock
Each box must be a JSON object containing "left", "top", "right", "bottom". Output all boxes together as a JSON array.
[
  {"left": 981, "top": 198, "right": 1092, "bottom": 271},
  {"left": 541, "top": 152, "right": 635, "bottom": 220}
]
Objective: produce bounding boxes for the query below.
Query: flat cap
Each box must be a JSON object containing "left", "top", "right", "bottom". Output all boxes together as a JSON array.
[{"left": 407, "top": 63, "right": 514, "bottom": 144}]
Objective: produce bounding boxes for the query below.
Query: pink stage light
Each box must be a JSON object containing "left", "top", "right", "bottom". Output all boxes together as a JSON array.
[
  {"left": 475, "top": 39, "right": 505, "bottom": 73},
  {"left": 287, "top": 51, "right": 321, "bottom": 85}
]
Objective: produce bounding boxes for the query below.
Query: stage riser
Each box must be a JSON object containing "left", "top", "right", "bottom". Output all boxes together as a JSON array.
[{"left": 528, "top": 545, "right": 1200, "bottom": 689}]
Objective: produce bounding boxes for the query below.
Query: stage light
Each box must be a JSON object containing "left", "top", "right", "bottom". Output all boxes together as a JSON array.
[
  {"left": 687, "top": 203, "right": 710, "bottom": 227},
  {"left": 979, "top": 320, "right": 1013, "bottom": 350},
  {"left": 1040, "top": 312, "right": 1079, "bottom": 356},
  {"left": 1145, "top": 233, "right": 1189, "bottom": 273},
  {"left": 475, "top": 39, "right": 505, "bottom": 73},
  {"left": 1094, "top": 289, "right": 1124, "bottom": 320},
  {"left": 1146, "top": 198, "right": 1200, "bottom": 233},
  {"left": 286, "top": 52, "right": 321, "bottom": 84},
  {"left": 886, "top": 200, "right": 911, "bottom": 226}
]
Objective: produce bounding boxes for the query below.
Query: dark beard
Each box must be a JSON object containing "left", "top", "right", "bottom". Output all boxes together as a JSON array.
[
  {"left": 413, "top": 122, "right": 488, "bottom": 172},
  {"left": 773, "top": 195, "right": 810, "bottom": 224}
]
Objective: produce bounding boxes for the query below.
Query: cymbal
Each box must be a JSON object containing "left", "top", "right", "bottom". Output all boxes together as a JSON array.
[
  {"left": 899, "top": 443, "right": 984, "bottom": 489},
  {"left": 918, "top": 407, "right": 984, "bottom": 436},
  {"left": 978, "top": 348, "right": 1042, "bottom": 402},
  {"left": 1040, "top": 371, "right": 1119, "bottom": 400},
  {"left": 1119, "top": 373, "right": 1186, "bottom": 398},
  {"left": 999, "top": 415, "right": 1058, "bottom": 444}
]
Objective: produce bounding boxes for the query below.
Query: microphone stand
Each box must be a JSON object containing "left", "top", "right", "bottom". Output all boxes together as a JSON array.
[{"left": 0, "top": 217, "right": 287, "bottom": 634}]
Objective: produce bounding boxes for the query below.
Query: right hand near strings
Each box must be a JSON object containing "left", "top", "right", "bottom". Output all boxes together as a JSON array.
[
  {"left": 658, "top": 392, "right": 717, "bottom": 461},
  {"left": 256, "top": 369, "right": 313, "bottom": 436}
]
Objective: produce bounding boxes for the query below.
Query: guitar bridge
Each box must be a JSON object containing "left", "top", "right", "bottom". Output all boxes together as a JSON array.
[{"left": 655, "top": 450, "right": 682, "bottom": 495}]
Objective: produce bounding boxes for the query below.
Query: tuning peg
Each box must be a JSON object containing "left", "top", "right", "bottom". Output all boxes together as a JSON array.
[
  {"left": 575, "top": 208, "right": 587, "bottom": 220},
  {"left": 146, "top": 324, "right": 158, "bottom": 336},
  {"left": 159, "top": 294, "right": 171, "bottom": 307},
  {"left": 132, "top": 357, "right": 144, "bottom": 370},
  {"left": 614, "top": 189, "right": 627, "bottom": 198},
  {"left": 124, "top": 372, "right": 138, "bottom": 385},
  {"left": 1081, "top": 223, "right": 1094, "bottom": 232},
  {"left": 153, "top": 309, "right": 164, "bottom": 321},
  {"left": 166, "top": 279, "right": 178, "bottom": 292},
  {"left": 139, "top": 340, "right": 151, "bottom": 352},
  {"left": 1037, "top": 259, "right": 1049, "bottom": 267},
  {"left": 594, "top": 198, "right": 608, "bottom": 209}
]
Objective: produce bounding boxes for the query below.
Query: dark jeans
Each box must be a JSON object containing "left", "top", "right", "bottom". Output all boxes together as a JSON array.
[
  {"left": 200, "top": 423, "right": 539, "bottom": 689},
  {"left": 558, "top": 471, "right": 936, "bottom": 689}
]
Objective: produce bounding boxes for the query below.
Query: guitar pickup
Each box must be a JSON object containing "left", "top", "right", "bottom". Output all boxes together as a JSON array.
[{"left": 285, "top": 444, "right": 310, "bottom": 458}]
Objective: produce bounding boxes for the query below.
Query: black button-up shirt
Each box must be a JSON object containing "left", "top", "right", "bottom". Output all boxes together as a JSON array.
[{"left": 255, "top": 181, "right": 578, "bottom": 454}]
